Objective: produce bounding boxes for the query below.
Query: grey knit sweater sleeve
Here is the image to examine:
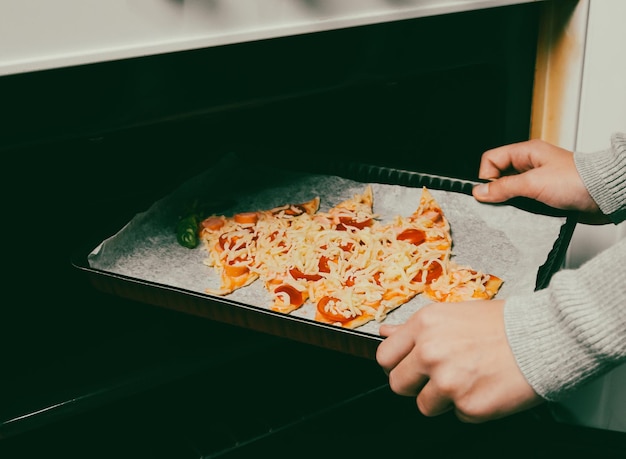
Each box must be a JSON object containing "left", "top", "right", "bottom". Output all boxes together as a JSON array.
[
  {"left": 575, "top": 132, "right": 626, "bottom": 223},
  {"left": 504, "top": 132, "right": 626, "bottom": 401}
]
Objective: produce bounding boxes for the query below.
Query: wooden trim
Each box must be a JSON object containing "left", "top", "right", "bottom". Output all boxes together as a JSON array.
[{"left": 530, "top": 0, "right": 588, "bottom": 149}]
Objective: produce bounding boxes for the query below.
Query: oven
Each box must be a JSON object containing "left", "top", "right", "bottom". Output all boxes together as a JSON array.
[{"left": 1, "top": 1, "right": 625, "bottom": 457}]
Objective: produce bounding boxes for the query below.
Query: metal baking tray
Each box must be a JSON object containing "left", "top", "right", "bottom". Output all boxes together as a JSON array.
[{"left": 72, "top": 152, "right": 576, "bottom": 360}]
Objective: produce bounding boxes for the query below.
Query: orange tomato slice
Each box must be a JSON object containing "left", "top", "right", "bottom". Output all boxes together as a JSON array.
[
  {"left": 224, "top": 264, "right": 249, "bottom": 278},
  {"left": 412, "top": 261, "right": 443, "bottom": 284},
  {"left": 397, "top": 228, "right": 426, "bottom": 245},
  {"left": 274, "top": 284, "right": 304, "bottom": 307},
  {"left": 289, "top": 267, "right": 323, "bottom": 282},
  {"left": 336, "top": 216, "right": 373, "bottom": 230},
  {"left": 201, "top": 216, "right": 225, "bottom": 232},
  {"left": 316, "top": 296, "right": 352, "bottom": 323},
  {"left": 234, "top": 212, "right": 259, "bottom": 224}
]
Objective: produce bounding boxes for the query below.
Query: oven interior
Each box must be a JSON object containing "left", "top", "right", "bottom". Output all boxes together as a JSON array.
[{"left": 2, "top": 3, "right": 626, "bottom": 457}]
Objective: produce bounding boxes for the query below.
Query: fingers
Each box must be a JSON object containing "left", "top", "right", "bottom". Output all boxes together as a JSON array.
[
  {"left": 377, "top": 332, "right": 469, "bottom": 419},
  {"left": 477, "top": 143, "right": 530, "bottom": 180},
  {"left": 376, "top": 324, "right": 416, "bottom": 374},
  {"left": 417, "top": 381, "right": 454, "bottom": 417},
  {"left": 377, "top": 300, "right": 542, "bottom": 423},
  {"left": 378, "top": 323, "right": 399, "bottom": 338},
  {"left": 473, "top": 140, "right": 543, "bottom": 204},
  {"left": 377, "top": 323, "right": 428, "bottom": 395},
  {"left": 477, "top": 139, "right": 550, "bottom": 180},
  {"left": 473, "top": 138, "right": 572, "bottom": 204},
  {"left": 472, "top": 173, "right": 537, "bottom": 204}
]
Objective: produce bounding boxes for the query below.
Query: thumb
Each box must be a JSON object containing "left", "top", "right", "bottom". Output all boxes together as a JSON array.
[{"left": 472, "top": 174, "right": 530, "bottom": 203}]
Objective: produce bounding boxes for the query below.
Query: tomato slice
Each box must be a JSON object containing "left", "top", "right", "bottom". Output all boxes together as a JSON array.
[
  {"left": 397, "top": 228, "right": 426, "bottom": 245},
  {"left": 316, "top": 296, "right": 352, "bottom": 323},
  {"left": 218, "top": 234, "right": 229, "bottom": 250},
  {"left": 234, "top": 212, "right": 259, "bottom": 224},
  {"left": 340, "top": 242, "right": 355, "bottom": 252},
  {"left": 412, "top": 262, "right": 443, "bottom": 284},
  {"left": 274, "top": 284, "right": 304, "bottom": 307},
  {"left": 289, "top": 267, "right": 323, "bottom": 282},
  {"left": 336, "top": 216, "right": 372, "bottom": 230},
  {"left": 224, "top": 264, "right": 249, "bottom": 278},
  {"left": 271, "top": 204, "right": 306, "bottom": 217},
  {"left": 283, "top": 204, "right": 306, "bottom": 216},
  {"left": 425, "top": 262, "right": 443, "bottom": 283},
  {"left": 219, "top": 233, "right": 247, "bottom": 250},
  {"left": 422, "top": 209, "right": 444, "bottom": 225},
  {"left": 218, "top": 228, "right": 255, "bottom": 250},
  {"left": 201, "top": 216, "right": 225, "bottom": 232},
  {"left": 318, "top": 256, "right": 330, "bottom": 273}
]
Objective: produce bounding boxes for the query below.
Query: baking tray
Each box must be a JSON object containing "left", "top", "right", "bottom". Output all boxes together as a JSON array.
[{"left": 72, "top": 152, "right": 577, "bottom": 360}]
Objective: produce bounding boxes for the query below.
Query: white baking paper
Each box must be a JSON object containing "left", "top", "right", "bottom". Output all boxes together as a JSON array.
[{"left": 88, "top": 152, "right": 566, "bottom": 336}]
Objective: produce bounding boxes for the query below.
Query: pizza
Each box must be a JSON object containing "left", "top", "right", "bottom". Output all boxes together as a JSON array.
[
  {"left": 199, "top": 196, "right": 320, "bottom": 296},
  {"left": 306, "top": 187, "right": 442, "bottom": 328},
  {"left": 424, "top": 265, "right": 503, "bottom": 302},
  {"left": 197, "top": 186, "right": 502, "bottom": 329},
  {"left": 256, "top": 186, "right": 378, "bottom": 316}
]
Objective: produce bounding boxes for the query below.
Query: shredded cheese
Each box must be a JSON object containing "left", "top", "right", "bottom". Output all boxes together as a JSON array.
[{"left": 199, "top": 186, "right": 503, "bottom": 328}]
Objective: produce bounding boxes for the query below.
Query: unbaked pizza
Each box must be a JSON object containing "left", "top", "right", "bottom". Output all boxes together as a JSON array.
[{"left": 196, "top": 186, "right": 502, "bottom": 329}]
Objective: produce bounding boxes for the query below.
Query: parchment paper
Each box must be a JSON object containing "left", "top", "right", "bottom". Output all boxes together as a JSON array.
[{"left": 88, "top": 152, "right": 566, "bottom": 336}]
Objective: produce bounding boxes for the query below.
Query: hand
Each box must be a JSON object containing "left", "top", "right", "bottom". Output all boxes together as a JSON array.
[
  {"left": 376, "top": 300, "right": 543, "bottom": 423},
  {"left": 472, "top": 139, "right": 608, "bottom": 224}
]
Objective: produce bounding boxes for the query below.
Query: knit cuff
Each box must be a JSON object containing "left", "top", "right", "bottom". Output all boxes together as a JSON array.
[
  {"left": 504, "top": 290, "right": 583, "bottom": 401},
  {"left": 574, "top": 132, "right": 626, "bottom": 224}
]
